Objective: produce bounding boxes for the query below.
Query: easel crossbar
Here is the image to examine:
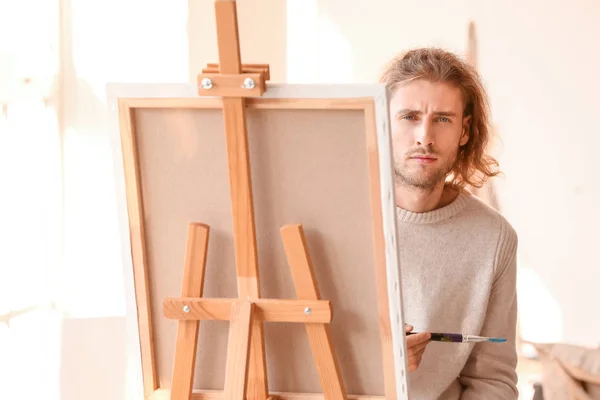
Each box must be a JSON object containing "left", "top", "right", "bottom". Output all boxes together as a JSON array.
[{"left": 163, "top": 297, "right": 332, "bottom": 323}]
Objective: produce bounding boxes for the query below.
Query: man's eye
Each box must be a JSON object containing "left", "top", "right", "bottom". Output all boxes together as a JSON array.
[
  {"left": 437, "top": 117, "right": 450, "bottom": 123},
  {"left": 401, "top": 115, "right": 416, "bottom": 120}
]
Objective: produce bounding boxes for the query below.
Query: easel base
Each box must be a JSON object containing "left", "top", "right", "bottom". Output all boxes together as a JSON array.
[{"left": 150, "top": 388, "right": 383, "bottom": 400}]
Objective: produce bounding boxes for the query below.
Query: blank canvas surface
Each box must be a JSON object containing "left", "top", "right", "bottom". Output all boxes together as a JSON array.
[{"left": 134, "top": 107, "right": 385, "bottom": 395}]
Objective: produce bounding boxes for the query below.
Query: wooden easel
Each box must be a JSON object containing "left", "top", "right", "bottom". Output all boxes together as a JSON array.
[{"left": 161, "top": 1, "right": 348, "bottom": 399}]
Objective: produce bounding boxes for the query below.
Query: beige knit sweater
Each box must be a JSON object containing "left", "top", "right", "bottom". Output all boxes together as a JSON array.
[{"left": 397, "top": 191, "right": 519, "bottom": 399}]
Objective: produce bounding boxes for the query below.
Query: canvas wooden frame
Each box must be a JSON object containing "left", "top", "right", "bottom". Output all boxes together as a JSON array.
[{"left": 107, "top": 83, "right": 409, "bottom": 400}]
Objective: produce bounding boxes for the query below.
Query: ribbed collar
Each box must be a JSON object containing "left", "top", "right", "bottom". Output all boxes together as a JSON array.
[{"left": 396, "top": 191, "right": 471, "bottom": 224}]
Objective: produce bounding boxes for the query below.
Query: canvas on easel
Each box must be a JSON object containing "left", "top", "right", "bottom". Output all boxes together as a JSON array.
[{"left": 108, "top": 1, "right": 409, "bottom": 399}]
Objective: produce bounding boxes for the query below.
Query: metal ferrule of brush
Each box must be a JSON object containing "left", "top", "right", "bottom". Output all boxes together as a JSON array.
[{"left": 463, "top": 335, "right": 488, "bottom": 343}]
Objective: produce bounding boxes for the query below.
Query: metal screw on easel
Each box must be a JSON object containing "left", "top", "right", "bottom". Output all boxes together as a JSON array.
[
  {"left": 183, "top": 305, "right": 190, "bottom": 313},
  {"left": 201, "top": 78, "right": 213, "bottom": 89},
  {"left": 242, "top": 78, "right": 255, "bottom": 89},
  {"left": 304, "top": 307, "right": 311, "bottom": 315}
]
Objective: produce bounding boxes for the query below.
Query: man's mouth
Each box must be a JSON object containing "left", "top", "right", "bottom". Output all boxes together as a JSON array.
[{"left": 409, "top": 155, "right": 437, "bottom": 163}]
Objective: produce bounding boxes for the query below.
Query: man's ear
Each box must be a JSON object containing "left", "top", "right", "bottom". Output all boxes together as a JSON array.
[{"left": 460, "top": 115, "right": 471, "bottom": 146}]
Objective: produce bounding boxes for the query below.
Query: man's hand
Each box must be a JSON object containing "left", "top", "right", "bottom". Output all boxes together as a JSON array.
[{"left": 405, "top": 324, "right": 431, "bottom": 372}]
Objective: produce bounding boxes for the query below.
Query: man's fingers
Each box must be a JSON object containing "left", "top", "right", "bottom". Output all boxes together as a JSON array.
[
  {"left": 404, "top": 324, "right": 414, "bottom": 333},
  {"left": 405, "top": 332, "right": 431, "bottom": 373},
  {"left": 407, "top": 362, "right": 418, "bottom": 372},
  {"left": 406, "top": 331, "right": 431, "bottom": 346},
  {"left": 409, "top": 340, "right": 429, "bottom": 359},
  {"left": 407, "top": 351, "right": 426, "bottom": 372},
  {"left": 411, "top": 340, "right": 429, "bottom": 353},
  {"left": 407, "top": 354, "right": 424, "bottom": 366}
]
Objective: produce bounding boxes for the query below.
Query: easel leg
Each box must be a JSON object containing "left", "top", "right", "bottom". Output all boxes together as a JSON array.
[
  {"left": 170, "top": 223, "right": 210, "bottom": 400},
  {"left": 280, "top": 225, "right": 348, "bottom": 400},
  {"left": 222, "top": 94, "right": 269, "bottom": 400},
  {"left": 247, "top": 320, "right": 268, "bottom": 399},
  {"left": 224, "top": 301, "right": 255, "bottom": 400}
]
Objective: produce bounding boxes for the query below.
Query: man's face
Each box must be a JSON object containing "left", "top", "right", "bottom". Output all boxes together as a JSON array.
[{"left": 389, "top": 79, "right": 470, "bottom": 189}]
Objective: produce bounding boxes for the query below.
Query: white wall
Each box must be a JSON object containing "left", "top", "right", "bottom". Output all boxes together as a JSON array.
[
  {"left": 189, "top": 0, "right": 600, "bottom": 347},
  {"left": 473, "top": 0, "right": 600, "bottom": 347}
]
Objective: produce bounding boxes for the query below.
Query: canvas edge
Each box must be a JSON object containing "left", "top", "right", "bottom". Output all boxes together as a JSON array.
[
  {"left": 106, "top": 95, "right": 147, "bottom": 400},
  {"left": 105, "top": 81, "right": 409, "bottom": 400},
  {"left": 372, "top": 88, "right": 410, "bottom": 400}
]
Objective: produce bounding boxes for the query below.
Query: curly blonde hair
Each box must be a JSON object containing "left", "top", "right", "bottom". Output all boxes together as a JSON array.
[{"left": 379, "top": 47, "right": 499, "bottom": 189}]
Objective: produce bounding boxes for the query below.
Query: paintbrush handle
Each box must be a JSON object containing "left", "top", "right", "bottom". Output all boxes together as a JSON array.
[
  {"left": 406, "top": 331, "right": 464, "bottom": 342},
  {"left": 430, "top": 333, "right": 464, "bottom": 342}
]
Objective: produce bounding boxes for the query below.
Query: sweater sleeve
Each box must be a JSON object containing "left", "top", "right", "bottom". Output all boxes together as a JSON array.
[{"left": 459, "top": 218, "right": 519, "bottom": 399}]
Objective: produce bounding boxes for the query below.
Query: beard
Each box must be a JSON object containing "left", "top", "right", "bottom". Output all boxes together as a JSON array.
[{"left": 394, "top": 147, "right": 457, "bottom": 190}]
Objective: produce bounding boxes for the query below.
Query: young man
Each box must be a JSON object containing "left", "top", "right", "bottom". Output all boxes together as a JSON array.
[{"left": 379, "top": 48, "right": 519, "bottom": 399}]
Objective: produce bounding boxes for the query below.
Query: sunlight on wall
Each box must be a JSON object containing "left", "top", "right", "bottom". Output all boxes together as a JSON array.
[
  {"left": 69, "top": 0, "right": 189, "bottom": 102},
  {"left": 517, "top": 259, "right": 563, "bottom": 344},
  {"left": 62, "top": 127, "right": 127, "bottom": 318},
  {"left": 286, "top": 0, "right": 352, "bottom": 83},
  {"left": 1, "top": 310, "right": 62, "bottom": 400},
  {"left": 0, "top": 101, "right": 62, "bottom": 314},
  {"left": 317, "top": 16, "right": 353, "bottom": 82},
  {"left": 286, "top": 0, "right": 318, "bottom": 82},
  {"left": 0, "top": 100, "right": 62, "bottom": 400},
  {"left": 0, "top": 0, "right": 57, "bottom": 96},
  {"left": 0, "top": 1, "right": 63, "bottom": 399},
  {"left": 61, "top": 0, "right": 189, "bottom": 319}
]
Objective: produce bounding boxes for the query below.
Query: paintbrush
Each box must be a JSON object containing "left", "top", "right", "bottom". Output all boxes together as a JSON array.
[{"left": 407, "top": 331, "right": 506, "bottom": 343}]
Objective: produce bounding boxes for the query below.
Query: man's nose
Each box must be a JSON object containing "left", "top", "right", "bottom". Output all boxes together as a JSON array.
[{"left": 415, "top": 120, "right": 434, "bottom": 146}]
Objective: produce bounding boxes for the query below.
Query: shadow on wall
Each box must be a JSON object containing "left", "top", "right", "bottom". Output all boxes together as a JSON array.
[{"left": 60, "top": 317, "right": 128, "bottom": 400}]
